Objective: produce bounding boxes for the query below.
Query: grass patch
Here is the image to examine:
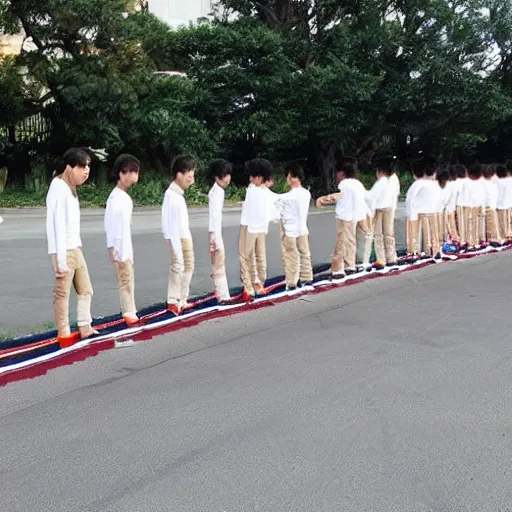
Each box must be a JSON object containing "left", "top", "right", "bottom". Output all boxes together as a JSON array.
[{"left": 0, "top": 173, "right": 414, "bottom": 208}]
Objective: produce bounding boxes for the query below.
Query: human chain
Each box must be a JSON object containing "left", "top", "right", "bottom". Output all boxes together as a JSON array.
[{"left": 45, "top": 148, "right": 512, "bottom": 345}]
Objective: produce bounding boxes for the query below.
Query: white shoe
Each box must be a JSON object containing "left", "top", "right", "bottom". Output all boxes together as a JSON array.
[{"left": 0, "top": 216, "right": 3, "bottom": 224}]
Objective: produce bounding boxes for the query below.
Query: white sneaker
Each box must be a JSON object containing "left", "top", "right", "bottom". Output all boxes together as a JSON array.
[{"left": 0, "top": 216, "right": 3, "bottom": 224}]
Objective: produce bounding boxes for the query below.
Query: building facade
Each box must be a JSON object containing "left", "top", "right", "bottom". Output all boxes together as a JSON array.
[{"left": 148, "top": 0, "right": 213, "bottom": 28}]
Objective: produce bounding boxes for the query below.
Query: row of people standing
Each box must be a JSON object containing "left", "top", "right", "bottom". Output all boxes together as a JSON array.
[{"left": 45, "top": 148, "right": 509, "bottom": 344}]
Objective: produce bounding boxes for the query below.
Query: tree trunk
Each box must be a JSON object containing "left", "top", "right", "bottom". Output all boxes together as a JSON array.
[{"left": 315, "top": 141, "right": 340, "bottom": 194}]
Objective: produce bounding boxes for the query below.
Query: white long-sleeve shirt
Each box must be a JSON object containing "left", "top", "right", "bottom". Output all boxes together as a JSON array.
[
  {"left": 389, "top": 173, "right": 400, "bottom": 211},
  {"left": 444, "top": 180, "right": 458, "bottom": 213},
  {"left": 162, "top": 181, "right": 191, "bottom": 262},
  {"left": 414, "top": 180, "right": 441, "bottom": 215},
  {"left": 240, "top": 185, "right": 275, "bottom": 234},
  {"left": 366, "top": 176, "right": 395, "bottom": 215},
  {"left": 46, "top": 177, "right": 82, "bottom": 272},
  {"left": 335, "top": 178, "right": 369, "bottom": 222},
  {"left": 456, "top": 177, "right": 473, "bottom": 207},
  {"left": 406, "top": 179, "right": 428, "bottom": 221},
  {"left": 104, "top": 187, "right": 134, "bottom": 262},
  {"left": 276, "top": 186, "right": 311, "bottom": 237},
  {"left": 208, "top": 182, "right": 225, "bottom": 249},
  {"left": 483, "top": 179, "right": 499, "bottom": 209}
]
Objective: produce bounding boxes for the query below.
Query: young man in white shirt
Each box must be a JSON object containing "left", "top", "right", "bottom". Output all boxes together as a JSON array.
[
  {"left": 208, "top": 159, "right": 232, "bottom": 303},
  {"left": 239, "top": 159, "right": 274, "bottom": 300},
  {"left": 482, "top": 164, "right": 503, "bottom": 247},
  {"left": 454, "top": 164, "right": 471, "bottom": 249},
  {"left": 496, "top": 164, "right": 512, "bottom": 242},
  {"left": 466, "top": 164, "right": 486, "bottom": 250},
  {"left": 275, "top": 162, "right": 313, "bottom": 289},
  {"left": 46, "top": 148, "right": 95, "bottom": 346},
  {"left": 445, "top": 167, "right": 460, "bottom": 244},
  {"left": 366, "top": 155, "right": 399, "bottom": 269},
  {"left": 162, "top": 155, "right": 196, "bottom": 315},
  {"left": 316, "top": 160, "right": 372, "bottom": 278},
  {"left": 405, "top": 167, "right": 427, "bottom": 259},
  {"left": 104, "top": 154, "right": 140, "bottom": 326}
]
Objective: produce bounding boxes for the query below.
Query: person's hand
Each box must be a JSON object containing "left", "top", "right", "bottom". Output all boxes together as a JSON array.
[
  {"left": 108, "top": 248, "right": 116, "bottom": 264},
  {"left": 208, "top": 233, "right": 216, "bottom": 253},
  {"left": 54, "top": 266, "right": 68, "bottom": 279},
  {"left": 316, "top": 196, "right": 326, "bottom": 208}
]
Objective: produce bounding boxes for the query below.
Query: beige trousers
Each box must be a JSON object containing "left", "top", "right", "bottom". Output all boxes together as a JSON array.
[
  {"left": 114, "top": 260, "right": 136, "bottom": 317},
  {"left": 418, "top": 213, "right": 438, "bottom": 255},
  {"left": 471, "top": 207, "right": 485, "bottom": 246},
  {"left": 280, "top": 223, "right": 313, "bottom": 287},
  {"left": 372, "top": 208, "right": 397, "bottom": 263},
  {"left": 53, "top": 248, "right": 93, "bottom": 337},
  {"left": 497, "top": 209, "right": 511, "bottom": 240},
  {"left": 239, "top": 226, "right": 266, "bottom": 294},
  {"left": 437, "top": 211, "right": 446, "bottom": 250},
  {"left": 446, "top": 211, "right": 459, "bottom": 242},
  {"left": 167, "top": 238, "right": 194, "bottom": 307},
  {"left": 211, "top": 246, "right": 230, "bottom": 300},
  {"left": 456, "top": 206, "right": 472, "bottom": 245},
  {"left": 331, "top": 218, "right": 372, "bottom": 272},
  {"left": 406, "top": 218, "right": 419, "bottom": 254},
  {"left": 251, "top": 233, "right": 267, "bottom": 285},
  {"left": 486, "top": 207, "right": 502, "bottom": 243}
]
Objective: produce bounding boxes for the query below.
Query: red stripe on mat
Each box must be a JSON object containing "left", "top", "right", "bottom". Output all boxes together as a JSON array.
[{"left": 0, "top": 248, "right": 508, "bottom": 387}]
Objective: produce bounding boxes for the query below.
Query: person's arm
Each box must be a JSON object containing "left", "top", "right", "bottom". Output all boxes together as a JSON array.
[
  {"left": 316, "top": 192, "right": 342, "bottom": 208},
  {"left": 47, "top": 192, "right": 69, "bottom": 276},
  {"left": 163, "top": 193, "right": 184, "bottom": 262},
  {"left": 112, "top": 201, "right": 129, "bottom": 262},
  {"left": 208, "top": 191, "right": 221, "bottom": 252},
  {"left": 104, "top": 198, "right": 116, "bottom": 263}
]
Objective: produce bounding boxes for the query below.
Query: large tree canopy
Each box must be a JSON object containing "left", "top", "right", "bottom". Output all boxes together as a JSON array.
[{"left": 1, "top": 0, "right": 512, "bottom": 190}]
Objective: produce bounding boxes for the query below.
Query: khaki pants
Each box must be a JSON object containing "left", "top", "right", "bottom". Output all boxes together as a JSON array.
[
  {"left": 486, "top": 207, "right": 502, "bottom": 243},
  {"left": 446, "top": 211, "right": 459, "bottom": 242},
  {"left": 331, "top": 218, "right": 372, "bottom": 272},
  {"left": 406, "top": 218, "right": 419, "bottom": 254},
  {"left": 471, "top": 207, "right": 485, "bottom": 246},
  {"left": 251, "top": 233, "right": 267, "bottom": 285},
  {"left": 457, "top": 206, "right": 472, "bottom": 245},
  {"left": 497, "top": 209, "right": 511, "bottom": 240},
  {"left": 437, "top": 211, "right": 446, "bottom": 250},
  {"left": 167, "top": 238, "right": 194, "bottom": 307},
  {"left": 372, "top": 208, "right": 397, "bottom": 263},
  {"left": 53, "top": 248, "right": 93, "bottom": 337},
  {"left": 280, "top": 223, "right": 313, "bottom": 287},
  {"left": 114, "top": 260, "right": 136, "bottom": 317},
  {"left": 211, "top": 246, "right": 230, "bottom": 300},
  {"left": 418, "top": 213, "right": 437, "bottom": 255},
  {"left": 239, "top": 226, "right": 266, "bottom": 294}
]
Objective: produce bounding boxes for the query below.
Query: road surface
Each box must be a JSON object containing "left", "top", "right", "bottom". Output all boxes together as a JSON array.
[
  {"left": 1, "top": 250, "right": 511, "bottom": 511},
  {"left": 0, "top": 205, "right": 406, "bottom": 335}
]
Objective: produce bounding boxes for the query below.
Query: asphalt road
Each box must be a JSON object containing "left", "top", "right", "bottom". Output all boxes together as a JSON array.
[
  {"left": 1, "top": 251, "right": 511, "bottom": 511},
  {"left": 0, "top": 205, "right": 406, "bottom": 334}
]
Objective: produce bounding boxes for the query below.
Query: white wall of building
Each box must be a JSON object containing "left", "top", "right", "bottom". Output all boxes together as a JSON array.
[{"left": 148, "top": 0, "right": 213, "bottom": 28}]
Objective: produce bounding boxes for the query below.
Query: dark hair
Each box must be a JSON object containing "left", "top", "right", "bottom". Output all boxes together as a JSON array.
[
  {"left": 496, "top": 164, "right": 508, "bottom": 178},
  {"left": 448, "top": 166, "right": 458, "bottom": 181},
  {"left": 412, "top": 167, "right": 425, "bottom": 179},
  {"left": 285, "top": 162, "right": 305, "bottom": 183},
  {"left": 111, "top": 154, "right": 140, "bottom": 182},
  {"left": 373, "top": 153, "right": 396, "bottom": 176},
  {"left": 453, "top": 164, "right": 467, "bottom": 179},
  {"left": 436, "top": 167, "right": 450, "bottom": 184},
  {"left": 425, "top": 166, "right": 436, "bottom": 178},
  {"left": 59, "top": 148, "right": 90, "bottom": 175},
  {"left": 468, "top": 163, "right": 483, "bottom": 179},
  {"left": 482, "top": 164, "right": 495, "bottom": 179},
  {"left": 338, "top": 163, "right": 357, "bottom": 179},
  {"left": 172, "top": 155, "right": 197, "bottom": 178},
  {"left": 209, "top": 159, "right": 232, "bottom": 181},
  {"left": 245, "top": 158, "right": 274, "bottom": 182}
]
